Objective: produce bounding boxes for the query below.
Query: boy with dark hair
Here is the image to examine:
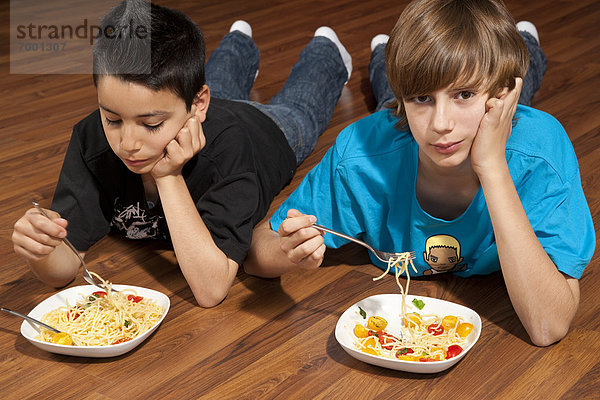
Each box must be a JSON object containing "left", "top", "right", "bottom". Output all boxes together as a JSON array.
[
  {"left": 245, "top": 0, "right": 595, "bottom": 346},
  {"left": 11, "top": 0, "right": 352, "bottom": 307}
]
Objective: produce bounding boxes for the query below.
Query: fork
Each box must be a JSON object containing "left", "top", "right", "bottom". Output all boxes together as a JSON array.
[
  {"left": 312, "top": 224, "right": 416, "bottom": 263},
  {"left": 31, "top": 201, "right": 117, "bottom": 292}
]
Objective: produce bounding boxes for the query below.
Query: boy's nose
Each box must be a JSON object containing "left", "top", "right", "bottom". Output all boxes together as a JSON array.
[
  {"left": 120, "top": 125, "right": 141, "bottom": 152},
  {"left": 431, "top": 103, "right": 454, "bottom": 133}
]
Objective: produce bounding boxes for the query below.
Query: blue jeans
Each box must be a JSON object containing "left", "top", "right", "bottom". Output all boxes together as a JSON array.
[
  {"left": 369, "top": 31, "right": 547, "bottom": 111},
  {"left": 206, "top": 31, "right": 348, "bottom": 165}
]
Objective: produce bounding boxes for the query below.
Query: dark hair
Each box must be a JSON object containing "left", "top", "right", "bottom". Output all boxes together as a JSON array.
[
  {"left": 386, "top": 0, "right": 529, "bottom": 127},
  {"left": 93, "top": 0, "right": 205, "bottom": 111}
]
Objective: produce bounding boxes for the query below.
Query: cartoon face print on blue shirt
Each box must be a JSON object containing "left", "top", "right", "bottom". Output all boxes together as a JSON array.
[{"left": 422, "top": 234, "right": 467, "bottom": 275}]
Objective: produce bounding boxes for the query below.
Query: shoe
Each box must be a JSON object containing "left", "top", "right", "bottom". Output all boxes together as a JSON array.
[
  {"left": 314, "top": 26, "right": 352, "bottom": 83},
  {"left": 230, "top": 20, "right": 252, "bottom": 38},
  {"left": 516, "top": 21, "right": 539, "bottom": 44},
  {"left": 370, "top": 34, "right": 389, "bottom": 52}
]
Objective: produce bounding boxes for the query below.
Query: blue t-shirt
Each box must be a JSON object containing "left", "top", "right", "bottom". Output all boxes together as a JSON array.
[{"left": 271, "top": 105, "right": 595, "bottom": 279}]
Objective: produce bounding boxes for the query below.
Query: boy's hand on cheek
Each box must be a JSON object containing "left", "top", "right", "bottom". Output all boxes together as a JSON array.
[
  {"left": 471, "top": 77, "right": 523, "bottom": 177},
  {"left": 151, "top": 116, "right": 206, "bottom": 179}
]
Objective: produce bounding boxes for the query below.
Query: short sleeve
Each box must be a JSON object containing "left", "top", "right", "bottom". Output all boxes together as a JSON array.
[
  {"left": 51, "top": 127, "right": 111, "bottom": 251},
  {"left": 513, "top": 156, "right": 595, "bottom": 279},
  {"left": 270, "top": 125, "right": 363, "bottom": 248},
  {"left": 196, "top": 172, "right": 260, "bottom": 265}
]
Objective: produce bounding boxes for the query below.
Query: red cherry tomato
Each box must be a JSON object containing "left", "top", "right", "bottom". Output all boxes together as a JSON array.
[
  {"left": 112, "top": 337, "right": 132, "bottom": 344},
  {"left": 446, "top": 345, "right": 463, "bottom": 359},
  {"left": 396, "top": 348, "right": 414, "bottom": 358},
  {"left": 375, "top": 331, "right": 401, "bottom": 350},
  {"left": 427, "top": 323, "right": 444, "bottom": 336},
  {"left": 127, "top": 295, "right": 143, "bottom": 303},
  {"left": 67, "top": 309, "right": 81, "bottom": 320},
  {"left": 92, "top": 291, "right": 107, "bottom": 298}
]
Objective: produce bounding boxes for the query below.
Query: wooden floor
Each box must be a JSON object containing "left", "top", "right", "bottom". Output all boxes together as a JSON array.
[{"left": 0, "top": 0, "right": 599, "bottom": 399}]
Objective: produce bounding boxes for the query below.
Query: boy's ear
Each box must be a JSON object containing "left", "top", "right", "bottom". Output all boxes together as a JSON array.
[{"left": 192, "top": 85, "right": 210, "bottom": 122}]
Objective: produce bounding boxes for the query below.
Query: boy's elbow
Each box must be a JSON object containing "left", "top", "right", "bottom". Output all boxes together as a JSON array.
[
  {"left": 527, "top": 319, "right": 571, "bottom": 347},
  {"left": 242, "top": 256, "right": 263, "bottom": 277},
  {"left": 192, "top": 287, "right": 228, "bottom": 308}
]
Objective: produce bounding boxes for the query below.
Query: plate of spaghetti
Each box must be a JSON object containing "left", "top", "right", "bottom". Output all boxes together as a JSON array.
[
  {"left": 20, "top": 281, "right": 169, "bottom": 358},
  {"left": 335, "top": 254, "right": 481, "bottom": 373}
]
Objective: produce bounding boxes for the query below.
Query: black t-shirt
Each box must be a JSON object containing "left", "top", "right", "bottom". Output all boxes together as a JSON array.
[{"left": 51, "top": 98, "right": 296, "bottom": 264}]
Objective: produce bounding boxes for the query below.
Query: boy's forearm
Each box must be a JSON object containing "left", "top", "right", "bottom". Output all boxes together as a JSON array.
[
  {"left": 245, "top": 221, "right": 296, "bottom": 278},
  {"left": 28, "top": 242, "right": 80, "bottom": 288},
  {"left": 479, "top": 164, "right": 579, "bottom": 346},
  {"left": 155, "top": 175, "right": 238, "bottom": 307}
]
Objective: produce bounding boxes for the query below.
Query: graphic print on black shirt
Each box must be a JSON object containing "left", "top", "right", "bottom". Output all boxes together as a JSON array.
[{"left": 110, "top": 198, "right": 167, "bottom": 241}]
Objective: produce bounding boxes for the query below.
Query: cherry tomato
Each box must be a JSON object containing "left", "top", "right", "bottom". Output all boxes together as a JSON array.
[
  {"left": 92, "top": 291, "right": 107, "bottom": 298},
  {"left": 376, "top": 331, "right": 401, "bottom": 350},
  {"left": 397, "top": 355, "right": 420, "bottom": 361},
  {"left": 428, "top": 347, "right": 446, "bottom": 360},
  {"left": 67, "top": 308, "right": 83, "bottom": 320},
  {"left": 446, "top": 344, "right": 463, "bottom": 359},
  {"left": 367, "top": 316, "right": 388, "bottom": 330},
  {"left": 127, "top": 295, "right": 143, "bottom": 303},
  {"left": 404, "top": 313, "right": 422, "bottom": 328},
  {"left": 112, "top": 337, "right": 132, "bottom": 345},
  {"left": 441, "top": 315, "right": 458, "bottom": 331},
  {"left": 396, "top": 347, "right": 414, "bottom": 358},
  {"left": 52, "top": 332, "right": 73, "bottom": 345},
  {"left": 362, "top": 347, "right": 379, "bottom": 356},
  {"left": 353, "top": 324, "right": 369, "bottom": 338},
  {"left": 456, "top": 322, "right": 474, "bottom": 338},
  {"left": 427, "top": 323, "right": 444, "bottom": 336}
]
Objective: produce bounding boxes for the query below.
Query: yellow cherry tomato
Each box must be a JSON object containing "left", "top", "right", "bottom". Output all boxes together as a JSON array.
[
  {"left": 456, "top": 322, "right": 474, "bottom": 338},
  {"left": 367, "top": 316, "right": 388, "bottom": 330},
  {"left": 404, "top": 313, "right": 422, "bottom": 329},
  {"left": 362, "top": 347, "right": 380, "bottom": 356},
  {"left": 397, "top": 355, "right": 419, "bottom": 361},
  {"left": 441, "top": 315, "right": 458, "bottom": 331},
  {"left": 429, "top": 347, "right": 446, "bottom": 361},
  {"left": 52, "top": 332, "right": 73, "bottom": 345},
  {"left": 353, "top": 324, "right": 369, "bottom": 338},
  {"left": 363, "top": 336, "right": 378, "bottom": 348}
]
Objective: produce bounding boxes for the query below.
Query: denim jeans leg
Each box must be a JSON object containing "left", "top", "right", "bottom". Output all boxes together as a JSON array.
[
  {"left": 518, "top": 31, "right": 547, "bottom": 106},
  {"left": 250, "top": 37, "right": 348, "bottom": 165},
  {"left": 205, "top": 31, "right": 259, "bottom": 101},
  {"left": 369, "top": 43, "right": 396, "bottom": 112}
]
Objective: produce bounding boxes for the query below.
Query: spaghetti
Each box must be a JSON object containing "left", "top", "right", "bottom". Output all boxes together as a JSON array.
[
  {"left": 353, "top": 253, "right": 474, "bottom": 361},
  {"left": 37, "top": 273, "right": 163, "bottom": 346}
]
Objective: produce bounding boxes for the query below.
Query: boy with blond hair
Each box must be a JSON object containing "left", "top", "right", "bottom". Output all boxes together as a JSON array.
[{"left": 246, "top": 0, "right": 595, "bottom": 346}]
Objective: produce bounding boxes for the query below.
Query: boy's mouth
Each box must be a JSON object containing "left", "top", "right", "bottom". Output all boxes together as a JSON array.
[
  {"left": 123, "top": 158, "right": 149, "bottom": 167},
  {"left": 432, "top": 141, "right": 461, "bottom": 154}
]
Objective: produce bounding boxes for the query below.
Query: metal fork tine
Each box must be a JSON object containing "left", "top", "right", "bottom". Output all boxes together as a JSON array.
[{"left": 312, "top": 224, "right": 415, "bottom": 264}]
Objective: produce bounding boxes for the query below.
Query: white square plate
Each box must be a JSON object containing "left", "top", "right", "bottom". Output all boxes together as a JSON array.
[
  {"left": 335, "top": 294, "right": 481, "bottom": 373},
  {"left": 20, "top": 285, "right": 170, "bottom": 358}
]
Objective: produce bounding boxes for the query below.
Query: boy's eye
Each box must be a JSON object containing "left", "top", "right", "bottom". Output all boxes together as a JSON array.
[
  {"left": 144, "top": 122, "right": 164, "bottom": 132},
  {"left": 104, "top": 118, "right": 121, "bottom": 126},
  {"left": 457, "top": 91, "right": 474, "bottom": 100},
  {"left": 414, "top": 95, "right": 431, "bottom": 104}
]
